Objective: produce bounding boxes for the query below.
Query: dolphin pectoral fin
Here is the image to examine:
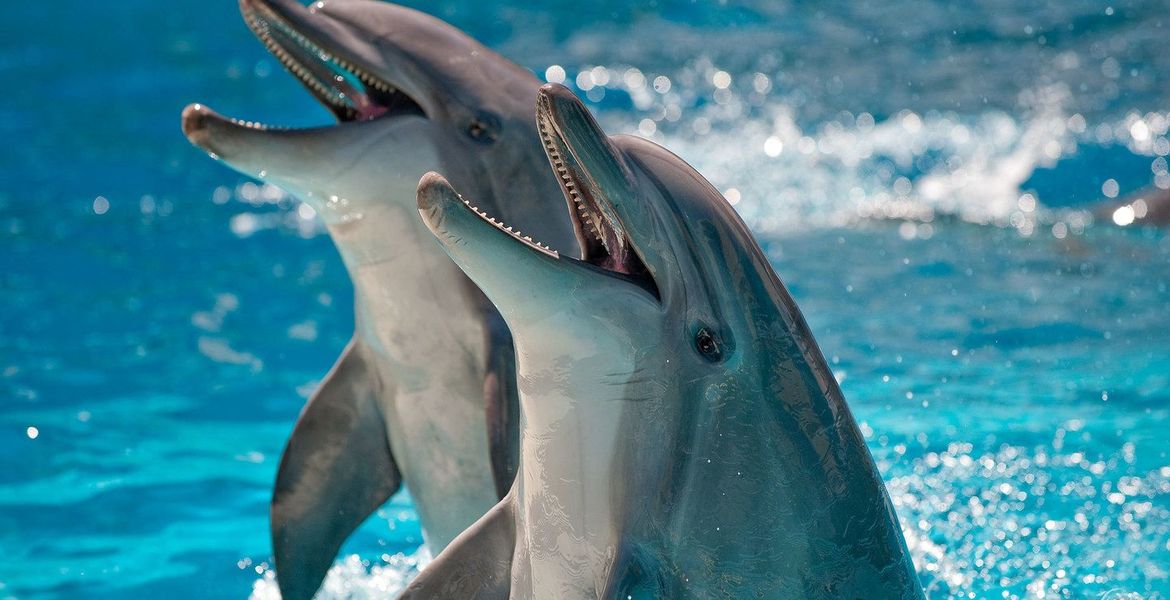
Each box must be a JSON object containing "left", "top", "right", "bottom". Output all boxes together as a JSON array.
[
  {"left": 482, "top": 307, "right": 520, "bottom": 499},
  {"left": 271, "top": 338, "right": 400, "bottom": 600},
  {"left": 398, "top": 494, "right": 516, "bottom": 599}
]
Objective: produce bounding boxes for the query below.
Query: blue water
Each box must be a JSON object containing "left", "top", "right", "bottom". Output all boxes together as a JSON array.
[{"left": 3, "top": 1, "right": 1169, "bottom": 598}]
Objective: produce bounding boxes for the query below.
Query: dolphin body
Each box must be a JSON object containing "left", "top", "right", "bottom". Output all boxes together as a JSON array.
[
  {"left": 405, "top": 84, "right": 925, "bottom": 599},
  {"left": 181, "top": 1, "right": 577, "bottom": 597}
]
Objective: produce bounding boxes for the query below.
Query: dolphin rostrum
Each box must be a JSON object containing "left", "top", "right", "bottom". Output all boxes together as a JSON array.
[
  {"left": 404, "top": 84, "right": 925, "bottom": 599},
  {"left": 180, "top": 1, "right": 577, "bottom": 597}
]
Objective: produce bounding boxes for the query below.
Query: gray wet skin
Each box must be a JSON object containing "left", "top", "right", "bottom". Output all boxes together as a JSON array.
[
  {"left": 180, "top": 1, "right": 577, "bottom": 598},
  {"left": 406, "top": 84, "right": 925, "bottom": 599}
]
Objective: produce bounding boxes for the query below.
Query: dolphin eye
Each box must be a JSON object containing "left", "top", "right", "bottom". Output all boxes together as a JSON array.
[
  {"left": 466, "top": 112, "right": 500, "bottom": 144},
  {"left": 694, "top": 327, "right": 723, "bottom": 362}
]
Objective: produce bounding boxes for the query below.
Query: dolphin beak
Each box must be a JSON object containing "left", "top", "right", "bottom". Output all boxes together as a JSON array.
[
  {"left": 236, "top": 0, "right": 427, "bottom": 122},
  {"left": 181, "top": 102, "right": 324, "bottom": 184},
  {"left": 536, "top": 84, "right": 635, "bottom": 272},
  {"left": 182, "top": 102, "right": 434, "bottom": 199},
  {"left": 181, "top": 103, "right": 216, "bottom": 151},
  {"left": 536, "top": 84, "right": 666, "bottom": 287},
  {"left": 417, "top": 172, "right": 584, "bottom": 321},
  {"left": 181, "top": 103, "right": 291, "bottom": 170}
]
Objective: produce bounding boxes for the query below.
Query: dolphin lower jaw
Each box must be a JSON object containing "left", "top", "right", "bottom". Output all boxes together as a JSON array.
[{"left": 238, "top": 0, "right": 424, "bottom": 124}]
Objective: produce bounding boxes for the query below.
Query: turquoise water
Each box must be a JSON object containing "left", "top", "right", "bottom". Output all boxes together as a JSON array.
[{"left": 2, "top": 1, "right": 1169, "bottom": 598}]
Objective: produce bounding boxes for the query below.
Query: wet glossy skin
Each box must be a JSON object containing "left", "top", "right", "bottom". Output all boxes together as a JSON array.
[
  {"left": 181, "top": 2, "right": 576, "bottom": 598},
  {"left": 405, "top": 85, "right": 924, "bottom": 599}
]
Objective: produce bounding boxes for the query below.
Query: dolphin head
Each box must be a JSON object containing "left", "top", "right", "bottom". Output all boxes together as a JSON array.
[
  {"left": 417, "top": 82, "right": 807, "bottom": 405},
  {"left": 182, "top": 0, "right": 568, "bottom": 260},
  {"left": 419, "top": 83, "right": 919, "bottom": 594}
]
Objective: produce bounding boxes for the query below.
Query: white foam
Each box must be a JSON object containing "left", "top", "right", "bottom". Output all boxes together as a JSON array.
[
  {"left": 249, "top": 550, "right": 430, "bottom": 600},
  {"left": 590, "top": 73, "right": 1168, "bottom": 236}
]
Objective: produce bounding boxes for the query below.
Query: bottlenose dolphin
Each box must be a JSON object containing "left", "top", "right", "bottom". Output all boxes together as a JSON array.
[
  {"left": 404, "top": 84, "right": 925, "bottom": 599},
  {"left": 180, "top": 1, "right": 576, "bottom": 597},
  {"left": 1095, "top": 185, "right": 1170, "bottom": 226}
]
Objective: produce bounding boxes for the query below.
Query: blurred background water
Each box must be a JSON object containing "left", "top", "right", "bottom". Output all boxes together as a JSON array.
[{"left": 2, "top": 1, "right": 1169, "bottom": 598}]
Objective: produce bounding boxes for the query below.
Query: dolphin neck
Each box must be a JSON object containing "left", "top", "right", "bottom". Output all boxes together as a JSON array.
[
  {"left": 332, "top": 202, "right": 485, "bottom": 363},
  {"left": 510, "top": 390, "right": 624, "bottom": 597},
  {"left": 319, "top": 200, "right": 442, "bottom": 270}
]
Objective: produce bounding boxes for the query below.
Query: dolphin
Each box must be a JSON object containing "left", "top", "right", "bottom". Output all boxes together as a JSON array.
[
  {"left": 180, "top": 1, "right": 577, "bottom": 597},
  {"left": 403, "top": 83, "right": 925, "bottom": 599},
  {"left": 1094, "top": 185, "right": 1170, "bottom": 227}
]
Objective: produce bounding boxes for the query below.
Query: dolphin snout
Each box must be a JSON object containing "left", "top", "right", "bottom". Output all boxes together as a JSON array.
[
  {"left": 180, "top": 103, "right": 218, "bottom": 151},
  {"left": 179, "top": 103, "right": 275, "bottom": 163}
]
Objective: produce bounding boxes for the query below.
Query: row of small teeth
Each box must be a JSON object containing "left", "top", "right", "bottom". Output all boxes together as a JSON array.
[
  {"left": 538, "top": 113, "right": 608, "bottom": 249},
  {"left": 244, "top": 12, "right": 345, "bottom": 110},
  {"left": 457, "top": 194, "right": 558, "bottom": 258},
  {"left": 243, "top": 6, "right": 396, "bottom": 116},
  {"left": 227, "top": 117, "right": 289, "bottom": 131}
]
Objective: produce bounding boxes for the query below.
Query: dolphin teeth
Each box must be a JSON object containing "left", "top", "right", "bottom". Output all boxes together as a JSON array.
[
  {"left": 537, "top": 110, "right": 612, "bottom": 253},
  {"left": 458, "top": 197, "right": 559, "bottom": 259},
  {"left": 242, "top": 2, "right": 406, "bottom": 122}
]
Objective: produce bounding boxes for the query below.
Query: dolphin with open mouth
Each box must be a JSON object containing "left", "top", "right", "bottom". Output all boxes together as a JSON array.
[
  {"left": 180, "top": 1, "right": 578, "bottom": 598},
  {"left": 405, "top": 83, "right": 925, "bottom": 599}
]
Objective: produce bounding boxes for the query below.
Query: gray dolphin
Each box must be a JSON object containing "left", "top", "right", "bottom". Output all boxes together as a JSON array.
[
  {"left": 180, "top": 1, "right": 577, "bottom": 597},
  {"left": 1094, "top": 186, "right": 1170, "bottom": 227},
  {"left": 404, "top": 83, "right": 925, "bottom": 599}
]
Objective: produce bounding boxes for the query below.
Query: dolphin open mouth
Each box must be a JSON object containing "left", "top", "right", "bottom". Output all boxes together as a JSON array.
[
  {"left": 238, "top": 0, "right": 423, "bottom": 123},
  {"left": 535, "top": 88, "right": 647, "bottom": 279},
  {"left": 419, "top": 85, "right": 658, "bottom": 298}
]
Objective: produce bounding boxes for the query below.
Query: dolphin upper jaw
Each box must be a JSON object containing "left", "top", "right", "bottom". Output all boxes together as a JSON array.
[
  {"left": 525, "top": 85, "right": 663, "bottom": 303},
  {"left": 238, "top": 0, "right": 428, "bottom": 122},
  {"left": 537, "top": 86, "right": 634, "bottom": 272}
]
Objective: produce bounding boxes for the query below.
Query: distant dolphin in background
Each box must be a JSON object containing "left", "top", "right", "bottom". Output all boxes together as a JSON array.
[
  {"left": 181, "top": 0, "right": 578, "bottom": 597},
  {"left": 405, "top": 84, "right": 925, "bottom": 599},
  {"left": 1095, "top": 185, "right": 1170, "bottom": 226}
]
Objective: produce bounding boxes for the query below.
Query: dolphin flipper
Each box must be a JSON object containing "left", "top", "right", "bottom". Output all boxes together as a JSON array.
[
  {"left": 482, "top": 305, "right": 520, "bottom": 498},
  {"left": 271, "top": 338, "right": 400, "bottom": 600},
  {"left": 399, "top": 495, "right": 516, "bottom": 599}
]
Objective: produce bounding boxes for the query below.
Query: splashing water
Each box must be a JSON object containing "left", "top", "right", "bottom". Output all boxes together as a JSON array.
[{"left": 249, "top": 551, "right": 429, "bottom": 599}]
